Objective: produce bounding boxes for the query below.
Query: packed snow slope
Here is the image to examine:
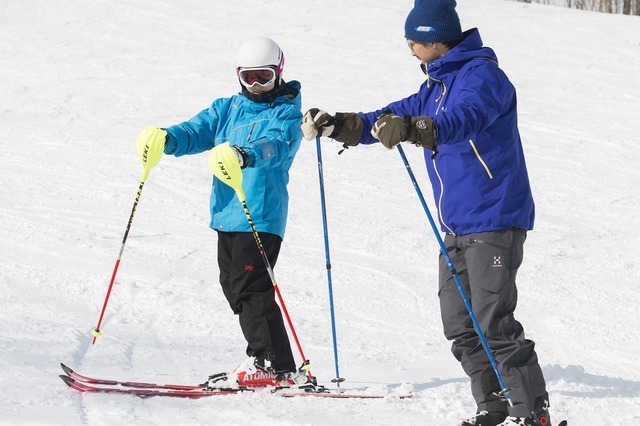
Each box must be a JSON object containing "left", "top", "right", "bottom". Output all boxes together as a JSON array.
[{"left": 1, "top": 0, "right": 639, "bottom": 425}]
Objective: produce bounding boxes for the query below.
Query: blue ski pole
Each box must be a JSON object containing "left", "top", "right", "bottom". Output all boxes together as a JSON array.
[
  {"left": 396, "top": 144, "right": 513, "bottom": 406},
  {"left": 315, "top": 137, "right": 345, "bottom": 389}
]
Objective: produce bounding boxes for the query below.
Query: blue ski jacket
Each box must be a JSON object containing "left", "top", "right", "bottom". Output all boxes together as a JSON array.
[
  {"left": 163, "top": 81, "right": 303, "bottom": 239},
  {"left": 358, "top": 29, "right": 534, "bottom": 236}
]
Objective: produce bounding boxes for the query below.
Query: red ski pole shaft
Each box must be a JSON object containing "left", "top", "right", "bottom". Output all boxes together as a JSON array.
[
  {"left": 91, "top": 180, "right": 145, "bottom": 344},
  {"left": 240, "top": 199, "right": 311, "bottom": 375},
  {"left": 272, "top": 283, "right": 307, "bottom": 363}
]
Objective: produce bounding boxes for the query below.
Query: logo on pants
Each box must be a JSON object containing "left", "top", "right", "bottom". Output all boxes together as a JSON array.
[{"left": 492, "top": 256, "right": 502, "bottom": 267}]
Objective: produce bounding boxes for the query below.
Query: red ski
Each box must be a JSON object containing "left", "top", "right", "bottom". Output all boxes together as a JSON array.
[
  {"left": 60, "top": 363, "right": 206, "bottom": 391},
  {"left": 59, "top": 363, "right": 412, "bottom": 399},
  {"left": 60, "top": 375, "right": 244, "bottom": 398}
]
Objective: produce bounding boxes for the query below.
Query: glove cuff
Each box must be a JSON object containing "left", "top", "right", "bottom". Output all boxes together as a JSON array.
[
  {"left": 408, "top": 116, "right": 438, "bottom": 150},
  {"left": 329, "top": 113, "right": 363, "bottom": 146}
]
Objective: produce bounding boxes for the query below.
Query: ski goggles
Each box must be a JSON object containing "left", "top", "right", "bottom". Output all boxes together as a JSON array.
[{"left": 237, "top": 67, "right": 277, "bottom": 88}]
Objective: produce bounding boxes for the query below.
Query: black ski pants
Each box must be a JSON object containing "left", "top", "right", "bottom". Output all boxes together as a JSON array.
[
  {"left": 438, "top": 229, "right": 548, "bottom": 417},
  {"left": 217, "top": 231, "right": 295, "bottom": 373}
]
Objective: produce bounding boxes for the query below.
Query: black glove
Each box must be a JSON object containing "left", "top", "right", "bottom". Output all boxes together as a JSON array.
[
  {"left": 232, "top": 145, "right": 249, "bottom": 169},
  {"left": 371, "top": 114, "right": 437, "bottom": 150},
  {"left": 301, "top": 109, "right": 363, "bottom": 147}
]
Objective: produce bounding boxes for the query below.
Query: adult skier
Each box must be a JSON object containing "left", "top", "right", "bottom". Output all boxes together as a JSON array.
[{"left": 300, "top": 0, "right": 551, "bottom": 424}]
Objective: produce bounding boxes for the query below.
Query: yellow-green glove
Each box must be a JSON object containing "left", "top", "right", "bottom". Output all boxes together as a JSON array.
[
  {"left": 135, "top": 125, "right": 166, "bottom": 182},
  {"left": 208, "top": 142, "right": 246, "bottom": 202}
]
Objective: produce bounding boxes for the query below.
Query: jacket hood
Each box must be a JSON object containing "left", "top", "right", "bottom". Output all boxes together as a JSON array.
[{"left": 425, "top": 28, "right": 498, "bottom": 79}]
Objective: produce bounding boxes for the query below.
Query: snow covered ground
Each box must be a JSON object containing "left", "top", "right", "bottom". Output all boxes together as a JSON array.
[{"left": 1, "top": 0, "right": 639, "bottom": 425}]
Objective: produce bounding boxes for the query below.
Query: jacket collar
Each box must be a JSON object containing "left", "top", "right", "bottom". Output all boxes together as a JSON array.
[
  {"left": 423, "top": 28, "right": 498, "bottom": 80},
  {"left": 237, "top": 80, "right": 301, "bottom": 110}
]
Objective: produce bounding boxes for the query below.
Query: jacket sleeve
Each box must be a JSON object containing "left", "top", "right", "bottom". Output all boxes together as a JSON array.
[
  {"left": 163, "top": 104, "right": 221, "bottom": 157},
  {"left": 356, "top": 91, "right": 426, "bottom": 145},
  {"left": 355, "top": 62, "right": 512, "bottom": 147},
  {"left": 237, "top": 104, "right": 302, "bottom": 169}
]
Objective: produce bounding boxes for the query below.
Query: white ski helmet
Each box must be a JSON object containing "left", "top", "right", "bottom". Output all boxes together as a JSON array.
[{"left": 235, "top": 37, "right": 285, "bottom": 84}]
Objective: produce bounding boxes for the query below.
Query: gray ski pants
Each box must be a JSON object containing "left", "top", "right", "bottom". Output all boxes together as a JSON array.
[{"left": 438, "top": 229, "right": 548, "bottom": 417}]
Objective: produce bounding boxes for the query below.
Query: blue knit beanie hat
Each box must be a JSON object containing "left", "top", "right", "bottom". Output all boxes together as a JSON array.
[{"left": 405, "top": 0, "right": 462, "bottom": 43}]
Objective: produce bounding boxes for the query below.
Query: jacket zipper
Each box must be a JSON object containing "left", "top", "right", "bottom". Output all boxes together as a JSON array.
[
  {"left": 427, "top": 59, "right": 498, "bottom": 236},
  {"left": 468, "top": 139, "right": 493, "bottom": 179},
  {"left": 432, "top": 156, "right": 455, "bottom": 236},
  {"left": 429, "top": 75, "right": 454, "bottom": 234},
  {"left": 247, "top": 123, "right": 256, "bottom": 141}
]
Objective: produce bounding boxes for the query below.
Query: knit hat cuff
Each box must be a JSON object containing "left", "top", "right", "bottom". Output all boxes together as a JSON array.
[{"left": 404, "top": 0, "right": 462, "bottom": 43}]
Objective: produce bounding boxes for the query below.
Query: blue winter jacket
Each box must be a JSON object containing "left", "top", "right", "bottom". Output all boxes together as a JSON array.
[
  {"left": 358, "top": 29, "right": 534, "bottom": 236},
  {"left": 163, "top": 81, "right": 303, "bottom": 239}
]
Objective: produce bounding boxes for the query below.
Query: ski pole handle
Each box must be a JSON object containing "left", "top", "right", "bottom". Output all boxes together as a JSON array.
[
  {"left": 208, "top": 142, "right": 246, "bottom": 201},
  {"left": 135, "top": 126, "right": 166, "bottom": 182}
]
